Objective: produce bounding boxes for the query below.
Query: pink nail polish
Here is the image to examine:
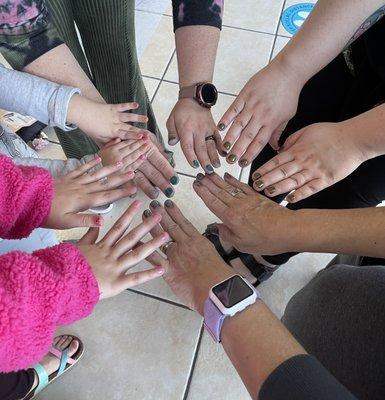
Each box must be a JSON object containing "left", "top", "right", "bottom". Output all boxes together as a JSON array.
[
  {"left": 156, "top": 266, "right": 165, "bottom": 275},
  {"left": 140, "top": 154, "right": 147, "bottom": 161},
  {"left": 161, "top": 232, "right": 170, "bottom": 241},
  {"left": 138, "top": 134, "right": 144, "bottom": 139},
  {"left": 115, "top": 161, "right": 123, "bottom": 168},
  {"left": 95, "top": 155, "right": 102, "bottom": 163},
  {"left": 95, "top": 216, "right": 103, "bottom": 226},
  {"left": 127, "top": 171, "right": 135, "bottom": 178},
  {"left": 132, "top": 200, "right": 142, "bottom": 209},
  {"left": 152, "top": 212, "right": 162, "bottom": 222}
]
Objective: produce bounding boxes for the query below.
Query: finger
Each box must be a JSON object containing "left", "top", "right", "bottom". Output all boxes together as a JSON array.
[
  {"left": 196, "top": 173, "right": 240, "bottom": 205},
  {"left": 142, "top": 209, "right": 165, "bottom": 236},
  {"left": 113, "top": 212, "right": 163, "bottom": 257},
  {"left": 286, "top": 179, "right": 326, "bottom": 203},
  {"left": 179, "top": 127, "right": 200, "bottom": 169},
  {"left": 121, "top": 180, "right": 138, "bottom": 196},
  {"left": 78, "top": 227, "right": 100, "bottom": 245},
  {"left": 134, "top": 171, "right": 160, "bottom": 199},
  {"left": 223, "top": 172, "right": 255, "bottom": 195},
  {"left": 89, "top": 185, "right": 140, "bottom": 209},
  {"left": 146, "top": 146, "right": 177, "bottom": 185},
  {"left": 121, "top": 142, "right": 151, "bottom": 167},
  {"left": 145, "top": 249, "right": 168, "bottom": 269},
  {"left": 163, "top": 200, "right": 200, "bottom": 237},
  {"left": 206, "top": 136, "right": 221, "bottom": 168},
  {"left": 139, "top": 161, "right": 175, "bottom": 198},
  {"left": 115, "top": 102, "right": 140, "bottom": 112},
  {"left": 123, "top": 154, "right": 147, "bottom": 173},
  {"left": 119, "top": 112, "right": 148, "bottom": 124},
  {"left": 101, "top": 200, "right": 142, "bottom": 246},
  {"left": 264, "top": 170, "right": 311, "bottom": 197},
  {"left": 280, "top": 131, "right": 302, "bottom": 152},
  {"left": 86, "top": 170, "right": 135, "bottom": 193},
  {"left": 269, "top": 122, "right": 287, "bottom": 150},
  {"left": 238, "top": 127, "right": 271, "bottom": 166},
  {"left": 60, "top": 213, "right": 104, "bottom": 229},
  {"left": 221, "top": 110, "right": 252, "bottom": 154},
  {"left": 104, "top": 138, "right": 121, "bottom": 149},
  {"left": 195, "top": 131, "right": 214, "bottom": 174},
  {"left": 225, "top": 116, "right": 261, "bottom": 166},
  {"left": 66, "top": 156, "right": 102, "bottom": 179},
  {"left": 149, "top": 201, "right": 187, "bottom": 242},
  {"left": 78, "top": 161, "right": 124, "bottom": 184},
  {"left": 166, "top": 116, "right": 179, "bottom": 146},
  {"left": 217, "top": 97, "right": 245, "bottom": 133},
  {"left": 116, "top": 266, "right": 165, "bottom": 291},
  {"left": 116, "top": 124, "right": 143, "bottom": 139},
  {"left": 252, "top": 151, "right": 295, "bottom": 180}
]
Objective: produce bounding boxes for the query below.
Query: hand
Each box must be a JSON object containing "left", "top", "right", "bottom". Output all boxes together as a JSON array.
[
  {"left": 134, "top": 133, "right": 179, "bottom": 199},
  {"left": 193, "top": 172, "right": 295, "bottom": 255},
  {"left": 44, "top": 157, "right": 135, "bottom": 229},
  {"left": 217, "top": 61, "right": 303, "bottom": 167},
  {"left": 167, "top": 98, "right": 223, "bottom": 173},
  {"left": 77, "top": 200, "right": 170, "bottom": 299},
  {"left": 67, "top": 95, "right": 148, "bottom": 143},
  {"left": 143, "top": 200, "right": 234, "bottom": 315},
  {"left": 251, "top": 122, "right": 367, "bottom": 203}
]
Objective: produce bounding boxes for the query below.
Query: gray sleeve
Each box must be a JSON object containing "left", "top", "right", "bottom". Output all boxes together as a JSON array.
[
  {"left": 0, "top": 64, "right": 81, "bottom": 131},
  {"left": 259, "top": 355, "right": 357, "bottom": 400}
]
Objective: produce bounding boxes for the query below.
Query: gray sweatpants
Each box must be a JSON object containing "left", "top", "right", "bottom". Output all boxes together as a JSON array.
[{"left": 282, "top": 260, "right": 385, "bottom": 400}]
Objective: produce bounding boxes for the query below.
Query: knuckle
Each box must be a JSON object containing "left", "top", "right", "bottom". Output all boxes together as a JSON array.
[{"left": 244, "top": 131, "right": 255, "bottom": 141}]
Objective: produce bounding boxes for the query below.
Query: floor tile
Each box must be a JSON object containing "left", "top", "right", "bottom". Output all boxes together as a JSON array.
[
  {"left": 136, "top": 0, "right": 171, "bottom": 15},
  {"left": 139, "top": 15, "right": 175, "bottom": 79},
  {"left": 165, "top": 26, "right": 274, "bottom": 96},
  {"left": 271, "top": 35, "right": 290, "bottom": 60},
  {"left": 135, "top": 11, "right": 165, "bottom": 58},
  {"left": 151, "top": 80, "right": 241, "bottom": 177},
  {"left": 278, "top": 0, "right": 316, "bottom": 37},
  {"left": 39, "top": 291, "right": 202, "bottom": 400},
  {"left": 223, "top": 0, "right": 284, "bottom": 34},
  {"left": 142, "top": 76, "right": 160, "bottom": 101}
]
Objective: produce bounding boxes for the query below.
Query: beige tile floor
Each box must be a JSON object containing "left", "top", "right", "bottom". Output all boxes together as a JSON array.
[{"left": 35, "top": 1, "right": 334, "bottom": 399}]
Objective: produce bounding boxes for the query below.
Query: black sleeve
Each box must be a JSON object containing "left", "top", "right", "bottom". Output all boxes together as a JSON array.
[
  {"left": 172, "top": 0, "right": 223, "bottom": 32},
  {"left": 259, "top": 355, "right": 357, "bottom": 400}
]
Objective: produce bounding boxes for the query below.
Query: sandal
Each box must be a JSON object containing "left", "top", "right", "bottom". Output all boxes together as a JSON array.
[
  {"left": 204, "top": 224, "right": 279, "bottom": 287},
  {"left": 24, "top": 335, "right": 84, "bottom": 399}
]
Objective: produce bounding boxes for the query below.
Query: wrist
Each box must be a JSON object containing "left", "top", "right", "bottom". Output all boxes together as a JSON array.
[
  {"left": 66, "top": 93, "right": 84, "bottom": 126},
  {"left": 272, "top": 52, "right": 311, "bottom": 89}
]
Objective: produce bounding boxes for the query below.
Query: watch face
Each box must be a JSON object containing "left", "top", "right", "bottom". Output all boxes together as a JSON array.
[
  {"left": 212, "top": 276, "right": 253, "bottom": 308},
  {"left": 200, "top": 83, "right": 218, "bottom": 106}
]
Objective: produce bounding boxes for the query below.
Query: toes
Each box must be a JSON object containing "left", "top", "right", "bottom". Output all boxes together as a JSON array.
[
  {"left": 56, "top": 335, "right": 68, "bottom": 349},
  {"left": 68, "top": 338, "right": 80, "bottom": 357},
  {"left": 61, "top": 335, "right": 73, "bottom": 350}
]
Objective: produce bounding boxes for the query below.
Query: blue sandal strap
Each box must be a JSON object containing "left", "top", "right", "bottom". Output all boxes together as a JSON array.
[
  {"left": 57, "top": 348, "right": 69, "bottom": 376},
  {"left": 32, "top": 363, "right": 49, "bottom": 395}
]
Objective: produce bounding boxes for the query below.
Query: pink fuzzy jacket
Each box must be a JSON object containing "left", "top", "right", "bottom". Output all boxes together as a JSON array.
[{"left": 0, "top": 155, "right": 99, "bottom": 372}]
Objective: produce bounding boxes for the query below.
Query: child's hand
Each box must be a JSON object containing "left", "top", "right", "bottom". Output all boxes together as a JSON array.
[{"left": 67, "top": 94, "right": 149, "bottom": 144}]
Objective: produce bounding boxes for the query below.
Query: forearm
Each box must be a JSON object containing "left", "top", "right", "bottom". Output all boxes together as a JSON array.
[{"left": 274, "top": 0, "right": 385, "bottom": 85}]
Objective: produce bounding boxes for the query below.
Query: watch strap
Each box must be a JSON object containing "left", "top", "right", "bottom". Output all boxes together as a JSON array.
[
  {"left": 204, "top": 297, "right": 227, "bottom": 343},
  {"left": 179, "top": 85, "right": 198, "bottom": 100}
]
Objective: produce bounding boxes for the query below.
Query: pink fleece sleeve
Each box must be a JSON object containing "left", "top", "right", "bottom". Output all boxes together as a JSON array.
[
  {"left": 0, "top": 243, "right": 99, "bottom": 372},
  {"left": 0, "top": 155, "right": 53, "bottom": 239}
]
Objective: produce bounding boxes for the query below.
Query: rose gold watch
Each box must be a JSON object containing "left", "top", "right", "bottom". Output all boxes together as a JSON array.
[{"left": 179, "top": 82, "right": 218, "bottom": 108}]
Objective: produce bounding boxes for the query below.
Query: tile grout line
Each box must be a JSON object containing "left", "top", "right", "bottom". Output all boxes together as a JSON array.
[
  {"left": 269, "top": 0, "right": 288, "bottom": 62},
  {"left": 127, "top": 288, "right": 192, "bottom": 310},
  {"left": 150, "top": 48, "right": 176, "bottom": 104},
  {"left": 182, "top": 323, "right": 205, "bottom": 400}
]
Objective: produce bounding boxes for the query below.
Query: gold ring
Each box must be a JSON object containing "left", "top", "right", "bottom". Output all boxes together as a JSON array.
[
  {"left": 205, "top": 135, "right": 216, "bottom": 142},
  {"left": 228, "top": 188, "right": 243, "bottom": 197},
  {"left": 161, "top": 240, "right": 175, "bottom": 255}
]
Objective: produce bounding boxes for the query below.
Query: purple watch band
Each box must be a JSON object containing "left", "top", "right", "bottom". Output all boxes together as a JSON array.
[{"left": 204, "top": 298, "right": 227, "bottom": 343}]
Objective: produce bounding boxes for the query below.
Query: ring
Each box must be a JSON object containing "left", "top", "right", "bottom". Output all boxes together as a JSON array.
[
  {"left": 161, "top": 240, "right": 175, "bottom": 255},
  {"left": 205, "top": 135, "right": 216, "bottom": 142},
  {"left": 100, "top": 176, "right": 108, "bottom": 185},
  {"left": 228, "top": 188, "right": 243, "bottom": 197}
]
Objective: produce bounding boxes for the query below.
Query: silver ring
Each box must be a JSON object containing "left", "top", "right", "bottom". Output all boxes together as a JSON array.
[
  {"left": 205, "top": 135, "right": 216, "bottom": 142},
  {"left": 100, "top": 176, "right": 108, "bottom": 185},
  {"left": 161, "top": 240, "right": 175, "bottom": 255},
  {"left": 228, "top": 188, "right": 243, "bottom": 197}
]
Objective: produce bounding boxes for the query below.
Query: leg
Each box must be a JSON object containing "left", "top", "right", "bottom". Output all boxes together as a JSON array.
[
  {"left": 0, "top": 370, "right": 35, "bottom": 400},
  {"left": 282, "top": 264, "right": 385, "bottom": 400}
]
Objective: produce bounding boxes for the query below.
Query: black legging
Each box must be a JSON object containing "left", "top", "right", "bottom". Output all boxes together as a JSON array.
[
  {"left": 0, "top": 370, "right": 34, "bottom": 400},
  {"left": 249, "top": 20, "right": 385, "bottom": 266}
]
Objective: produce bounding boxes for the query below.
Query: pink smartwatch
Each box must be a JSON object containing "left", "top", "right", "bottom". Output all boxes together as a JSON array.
[{"left": 204, "top": 275, "right": 260, "bottom": 343}]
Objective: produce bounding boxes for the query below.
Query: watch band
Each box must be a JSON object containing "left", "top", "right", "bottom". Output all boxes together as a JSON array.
[
  {"left": 203, "top": 298, "right": 227, "bottom": 343},
  {"left": 179, "top": 85, "right": 197, "bottom": 100}
]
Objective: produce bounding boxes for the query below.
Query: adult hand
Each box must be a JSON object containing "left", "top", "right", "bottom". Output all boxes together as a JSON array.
[
  {"left": 77, "top": 200, "right": 170, "bottom": 299},
  {"left": 43, "top": 157, "right": 135, "bottom": 229},
  {"left": 217, "top": 61, "right": 303, "bottom": 167},
  {"left": 193, "top": 172, "right": 295, "bottom": 255},
  {"left": 167, "top": 98, "right": 223, "bottom": 173},
  {"left": 251, "top": 122, "right": 367, "bottom": 203},
  {"left": 143, "top": 200, "right": 233, "bottom": 315}
]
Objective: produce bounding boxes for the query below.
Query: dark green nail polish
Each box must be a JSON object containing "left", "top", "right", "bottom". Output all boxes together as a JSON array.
[
  {"left": 193, "top": 180, "right": 202, "bottom": 187},
  {"left": 197, "top": 173, "right": 205, "bottom": 181},
  {"left": 223, "top": 142, "right": 231, "bottom": 151},
  {"left": 218, "top": 123, "right": 226, "bottom": 131},
  {"left": 150, "top": 200, "right": 161, "bottom": 209},
  {"left": 165, "top": 199, "right": 174, "bottom": 208},
  {"left": 143, "top": 209, "right": 152, "bottom": 218},
  {"left": 213, "top": 161, "right": 221, "bottom": 168},
  {"left": 255, "top": 179, "right": 264, "bottom": 189},
  {"left": 239, "top": 159, "right": 249, "bottom": 167},
  {"left": 253, "top": 173, "right": 261, "bottom": 180},
  {"left": 267, "top": 186, "right": 276, "bottom": 194},
  {"left": 220, "top": 150, "right": 228, "bottom": 157},
  {"left": 165, "top": 187, "right": 174, "bottom": 198},
  {"left": 192, "top": 160, "right": 200, "bottom": 168},
  {"left": 227, "top": 154, "right": 237, "bottom": 164},
  {"left": 206, "top": 165, "right": 214, "bottom": 174},
  {"left": 170, "top": 175, "right": 179, "bottom": 185}
]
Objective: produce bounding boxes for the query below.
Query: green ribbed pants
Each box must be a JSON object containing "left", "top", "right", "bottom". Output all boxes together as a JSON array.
[{"left": 45, "top": 0, "right": 161, "bottom": 158}]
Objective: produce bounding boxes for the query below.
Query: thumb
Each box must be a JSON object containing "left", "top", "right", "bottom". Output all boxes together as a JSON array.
[
  {"left": 166, "top": 117, "right": 180, "bottom": 146},
  {"left": 64, "top": 213, "right": 104, "bottom": 229},
  {"left": 280, "top": 131, "right": 301, "bottom": 152},
  {"left": 269, "top": 122, "right": 287, "bottom": 151},
  {"left": 78, "top": 227, "right": 100, "bottom": 245}
]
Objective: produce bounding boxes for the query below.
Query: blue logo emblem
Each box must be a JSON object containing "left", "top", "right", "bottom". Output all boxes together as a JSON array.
[{"left": 281, "top": 3, "right": 314, "bottom": 35}]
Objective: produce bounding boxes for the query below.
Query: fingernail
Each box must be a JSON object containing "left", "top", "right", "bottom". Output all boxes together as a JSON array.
[
  {"left": 253, "top": 173, "right": 261, "bottom": 180},
  {"left": 227, "top": 154, "right": 237, "bottom": 164},
  {"left": 95, "top": 155, "right": 102, "bottom": 162},
  {"left": 192, "top": 160, "right": 200, "bottom": 169},
  {"left": 156, "top": 266, "right": 165, "bottom": 275},
  {"left": 170, "top": 175, "right": 179, "bottom": 185},
  {"left": 138, "top": 133, "right": 144, "bottom": 139},
  {"left": 140, "top": 154, "right": 147, "bottom": 161},
  {"left": 193, "top": 180, "right": 202, "bottom": 187},
  {"left": 133, "top": 102, "right": 139, "bottom": 108},
  {"left": 266, "top": 186, "right": 276, "bottom": 195},
  {"left": 255, "top": 179, "right": 264, "bottom": 189},
  {"left": 206, "top": 165, "right": 214, "bottom": 174},
  {"left": 95, "top": 216, "right": 103, "bottom": 226},
  {"left": 220, "top": 150, "right": 228, "bottom": 157},
  {"left": 287, "top": 194, "right": 295, "bottom": 203},
  {"left": 115, "top": 161, "right": 123, "bottom": 168},
  {"left": 218, "top": 123, "right": 226, "bottom": 131},
  {"left": 165, "top": 199, "right": 174, "bottom": 208},
  {"left": 143, "top": 209, "right": 152, "bottom": 218},
  {"left": 161, "top": 232, "right": 170, "bottom": 241},
  {"left": 196, "top": 173, "right": 205, "bottom": 181},
  {"left": 165, "top": 187, "right": 174, "bottom": 198},
  {"left": 223, "top": 142, "right": 231, "bottom": 151},
  {"left": 150, "top": 200, "right": 161, "bottom": 209},
  {"left": 239, "top": 159, "right": 249, "bottom": 167},
  {"left": 212, "top": 160, "right": 221, "bottom": 168},
  {"left": 168, "top": 137, "right": 178, "bottom": 145},
  {"left": 150, "top": 189, "right": 160, "bottom": 199},
  {"left": 127, "top": 171, "right": 135, "bottom": 178},
  {"left": 152, "top": 212, "right": 162, "bottom": 222},
  {"left": 224, "top": 172, "right": 232, "bottom": 179},
  {"left": 207, "top": 223, "right": 219, "bottom": 235},
  {"left": 132, "top": 200, "right": 142, "bottom": 208}
]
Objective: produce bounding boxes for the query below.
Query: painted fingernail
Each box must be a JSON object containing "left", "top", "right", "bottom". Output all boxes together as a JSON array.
[
  {"left": 227, "top": 154, "right": 237, "bottom": 164},
  {"left": 170, "top": 175, "right": 179, "bottom": 185},
  {"left": 266, "top": 186, "right": 276, "bottom": 195},
  {"left": 218, "top": 123, "right": 226, "bottom": 131},
  {"left": 143, "top": 209, "right": 152, "bottom": 218},
  {"left": 132, "top": 200, "right": 142, "bottom": 208},
  {"left": 140, "top": 154, "right": 147, "bottom": 161},
  {"left": 165, "top": 187, "right": 174, "bottom": 198},
  {"left": 161, "top": 232, "right": 170, "bottom": 241},
  {"left": 192, "top": 160, "right": 200, "bottom": 169},
  {"left": 287, "top": 194, "right": 295, "bottom": 203},
  {"left": 95, "top": 155, "right": 102, "bottom": 162},
  {"left": 197, "top": 173, "right": 205, "bottom": 181},
  {"left": 152, "top": 212, "right": 162, "bottom": 222},
  {"left": 133, "top": 102, "right": 139, "bottom": 108},
  {"left": 239, "top": 159, "right": 249, "bottom": 167},
  {"left": 95, "top": 216, "right": 103, "bottom": 226},
  {"left": 115, "top": 161, "right": 123, "bottom": 168},
  {"left": 224, "top": 172, "right": 232, "bottom": 179},
  {"left": 193, "top": 180, "right": 202, "bottom": 187},
  {"left": 165, "top": 199, "right": 174, "bottom": 208},
  {"left": 150, "top": 189, "right": 160, "bottom": 199},
  {"left": 168, "top": 137, "right": 178, "bottom": 145},
  {"left": 253, "top": 173, "right": 261, "bottom": 180},
  {"left": 206, "top": 165, "right": 214, "bottom": 174},
  {"left": 255, "top": 179, "right": 264, "bottom": 189},
  {"left": 150, "top": 200, "right": 161, "bottom": 209},
  {"left": 127, "top": 171, "right": 135, "bottom": 178},
  {"left": 220, "top": 150, "right": 228, "bottom": 157},
  {"left": 156, "top": 266, "right": 165, "bottom": 275},
  {"left": 212, "top": 160, "right": 221, "bottom": 168},
  {"left": 223, "top": 142, "right": 231, "bottom": 151}
]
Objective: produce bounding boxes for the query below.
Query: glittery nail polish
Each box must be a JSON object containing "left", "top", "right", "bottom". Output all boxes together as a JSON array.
[
  {"left": 206, "top": 165, "right": 214, "bottom": 174},
  {"left": 223, "top": 142, "right": 231, "bottom": 151},
  {"left": 170, "top": 175, "right": 179, "bottom": 185},
  {"left": 212, "top": 160, "right": 221, "bottom": 168},
  {"left": 197, "top": 173, "right": 205, "bottom": 181},
  {"left": 150, "top": 200, "right": 161, "bottom": 209},
  {"left": 266, "top": 186, "right": 276, "bottom": 195},
  {"left": 165, "top": 199, "right": 174, "bottom": 208},
  {"left": 143, "top": 209, "right": 152, "bottom": 218},
  {"left": 255, "top": 179, "right": 264, "bottom": 189},
  {"left": 218, "top": 123, "right": 226, "bottom": 131},
  {"left": 239, "top": 159, "right": 249, "bottom": 167},
  {"left": 253, "top": 173, "right": 261, "bottom": 180},
  {"left": 165, "top": 187, "right": 174, "bottom": 198},
  {"left": 192, "top": 160, "right": 200, "bottom": 168},
  {"left": 220, "top": 150, "right": 228, "bottom": 157},
  {"left": 193, "top": 180, "right": 202, "bottom": 187},
  {"left": 227, "top": 154, "right": 237, "bottom": 164}
]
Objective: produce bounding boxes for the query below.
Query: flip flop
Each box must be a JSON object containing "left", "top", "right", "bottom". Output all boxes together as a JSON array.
[{"left": 24, "top": 335, "right": 84, "bottom": 400}]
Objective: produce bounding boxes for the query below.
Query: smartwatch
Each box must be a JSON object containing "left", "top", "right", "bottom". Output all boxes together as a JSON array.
[
  {"left": 204, "top": 275, "right": 260, "bottom": 343},
  {"left": 178, "top": 82, "right": 218, "bottom": 108}
]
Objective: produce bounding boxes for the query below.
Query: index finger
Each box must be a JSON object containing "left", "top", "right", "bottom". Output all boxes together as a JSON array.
[{"left": 217, "top": 97, "right": 245, "bottom": 132}]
